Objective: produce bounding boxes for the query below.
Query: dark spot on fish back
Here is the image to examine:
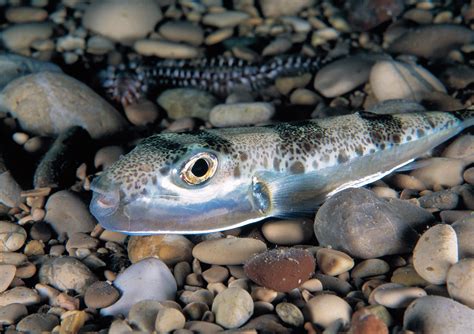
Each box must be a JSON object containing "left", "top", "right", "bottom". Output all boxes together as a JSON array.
[
  {"left": 290, "top": 161, "right": 305, "bottom": 174},
  {"left": 337, "top": 152, "right": 349, "bottom": 164}
]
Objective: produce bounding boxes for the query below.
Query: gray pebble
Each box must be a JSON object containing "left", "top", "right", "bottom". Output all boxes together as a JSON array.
[
  {"left": 128, "top": 300, "right": 162, "bottom": 332},
  {"left": 275, "top": 302, "right": 304, "bottom": 327},
  {"left": 212, "top": 287, "right": 253, "bottom": 329},
  {"left": 157, "top": 88, "right": 217, "bottom": 121},
  {"left": 84, "top": 281, "right": 120, "bottom": 309},
  {"left": 418, "top": 190, "right": 459, "bottom": 210},
  {"left": 209, "top": 102, "right": 275, "bottom": 127},
  {"left": 352, "top": 259, "right": 390, "bottom": 279},
  {"left": 0, "top": 287, "right": 40, "bottom": 307},
  {"left": 0, "top": 303, "right": 27, "bottom": 325},
  {"left": 16, "top": 313, "right": 59, "bottom": 333},
  {"left": 0, "top": 221, "right": 26, "bottom": 252},
  {"left": 446, "top": 258, "right": 474, "bottom": 308},
  {"left": 452, "top": 216, "right": 474, "bottom": 258}
]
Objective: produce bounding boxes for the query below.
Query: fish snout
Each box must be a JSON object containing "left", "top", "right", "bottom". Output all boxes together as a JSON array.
[{"left": 90, "top": 175, "right": 121, "bottom": 218}]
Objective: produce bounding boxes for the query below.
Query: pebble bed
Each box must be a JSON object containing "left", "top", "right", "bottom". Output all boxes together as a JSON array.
[{"left": 0, "top": 0, "right": 473, "bottom": 333}]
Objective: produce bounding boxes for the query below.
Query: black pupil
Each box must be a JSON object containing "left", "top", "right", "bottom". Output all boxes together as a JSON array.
[{"left": 191, "top": 158, "right": 209, "bottom": 177}]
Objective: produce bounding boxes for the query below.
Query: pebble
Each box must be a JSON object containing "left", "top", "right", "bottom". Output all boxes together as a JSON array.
[
  {"left": 155, "top": 307, "right": 186, "bottom": 332},
  {"left": 94, "top": 146, "right": 124, "bottom": 170},
  {"left": 205, "top": 28, "right": 234, "bottom": 45},
  {"left": 446, "top": 258, "right": 474, "bottom": 308},
  {"left": 82, "top": 0, "right": 162, "bottom": 43},
  {"left": 307, "top": 294, "right": 352, "bottom": 329},
  {"left": 314, "top": 55, "right": 383, "bottom": 98},
  {"left": 442, "top": 135, "right": 474, "bottom": 162},
  {"left": 371, "top": 283, "right": 426, "bottom": 308},
  {"left": 84, "top": 281, "right": 120, "bottom": 309},
  {"left": 192, "top": 237, "right": 266, "bottom": 265},
  {"left": 0, "top": 172, "right": 22, "bottom": 208},
  {"left": 39, "top": 256, "right": 97, "bottom": 294},
  {"left": 369, "top": 60, "right": 446, "bottom": 102},
  {"left": 275, "top": 302, "right": 304, "bottom": 327},
  {"left": 316, "top": 248, "right": 354, "bottom": 276},
  {"left": 350, "top": 308, "right": 389, "bottom": 334},
  {"left": 0, "top": 265, "right": 16, "bottom": 293},
  {"left": 440, "top": 65, "right": 474, "bottom": 90},
  {"left": 403, "top": 8, "right": 433, "bottom": 24},
  {"left": 127, "top": 234, "right": 193, "bottom": 265},
  {"left": 352, "top": 259, "right": 390, "bottom": 278},
  {"left": 289, "top": 88, "right": 320, "bottom": 105},
  {"left": 314, "top": 188, "right": 433, "bottom": 259},
  {"left": 66, "top": 232, "right": 99, "bottom": 254},
  {"left": 346, "top": 0, "right": 404, "bottom": 31},
  {"left": 276, "top": 73, "right": 312, "bottom": 95},
  {"left": 410, "top": 158, "right": 468, "bottom": 189},
  {"left": 128, "top": 300, "right": 162, "bottom": 332},
  {"left": 244, "top": 248, "right": 315, "bottom": 292},
  {"left": 209, "top": 102, "right": 275, "bottom": 127},
  {"left": 413, "top": 224, "right": 458, "bottom": 285},
  {"left": 0, "top": 72, "right": 126, "bottom": 139},
  {"left": 388, "top": 24, "right": 474, "bottom": 59},
  {"left": 123, "top": 98, "right": 160, "bottom": 126},
  {"left": 202, "top": 11, "right": 249, "bottom": 28},
  {"left": 262, "top": 37, "right": 292, "bottom": 56},
  {"left": 134, "top": 39, "right": 200, "bottom": 59},
  {"left": 86, "top": 35, "right": 115, "bottom": 55},
  {"left": 0, "top": 287, "right": 40, "bottom": 307},
  {"left": 261, "top": 219, "right": 313, "bottom": 245},
  {"left": 185, "top": 320, "right": 223, "bottom": 332},
  {"left": 159, "top": 21, "right": 204, "bottom": 46},
  {"left": 391, "top": 265, "right": 429, "bottom": 286},
  {"left": 0, "top": 22, "right": 53, "bottom": 51},
  {"left": 403, "top": 296, "right": 474, "bottom": 333},
  {"left": 157, "top": 88, "right": 217, "bottom": 121},
  {"left": 5, "top": 6, "right": 48, "bottom": 23},
  {"left": 30, "top": 221, "right": 52, "bottom": 242},
  {"left": 0, "top": 252, "right": 26, "bottom": 266},
  {"left": 260, "top": 0, "right": 315, "bottom": 17},
  {"left": 0, "top": 221, "right": 26, "bottom": 252},
  {"left": 202, "top": 266, "right": 229, "bottom": 283},
  {"left": 16, "top": 313, "right": 59, "bottom": 333},
  {"left": 452, "top": 216, "right": 474, "bottom": 258},
  {"left": 44, "top": 190, "right": 97, "bottom": 237},
  {"left": 418, "top": 190, "right": 459, "bottom": 210},
  {"left": 101, "top": 258, "right": 177, "bottom": 316},
  {"left": 0, "top": 303, "right": 28, "bottom": 326},
  {"left": 211, "top": 287, "right": 253, "bottom": 329}
]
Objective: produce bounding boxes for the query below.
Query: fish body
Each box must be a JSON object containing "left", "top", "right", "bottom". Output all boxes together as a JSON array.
[
  {"left": 90, "top": 110, "right": 473, "bottom": 234},
  {"left": 101, "top": 55, "right": 320, "bottom": 104}
]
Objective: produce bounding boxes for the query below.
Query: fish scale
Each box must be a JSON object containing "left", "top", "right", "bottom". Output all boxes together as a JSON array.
[{"left": 90, "top": 110, "right": 473, "bottom": 235}]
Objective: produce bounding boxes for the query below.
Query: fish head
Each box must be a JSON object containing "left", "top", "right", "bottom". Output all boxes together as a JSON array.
[{"left": 90, "top": 131, "right": 265, "bottom": 234}]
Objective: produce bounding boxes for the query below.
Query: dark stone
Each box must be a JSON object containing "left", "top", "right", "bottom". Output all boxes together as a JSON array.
[{"left": 418, "top": 190, "right": 459, "bottom": 210}]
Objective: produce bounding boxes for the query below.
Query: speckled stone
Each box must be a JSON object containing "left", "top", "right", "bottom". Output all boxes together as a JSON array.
[
  {"left": 212, "top": 287, "right": 253, "bottom": 329},
  {"left": 275, "top": 302, "right": 304, "bottom": 327},
  {"left": 16, "top": 313, "right": 59, "bottom": 333},
  {"left": 127, "top": 234, "right": 193, "bottom": 265},
  {"left": 84, "top": 281, "right": 120, "bottom": 309},
  {"left": 0, "top": 221, "right": 26, "bottom": 252}
]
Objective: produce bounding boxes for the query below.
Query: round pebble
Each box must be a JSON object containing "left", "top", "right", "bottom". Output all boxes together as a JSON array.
[
  {"left": 452, "top": 216, "right": 474, "bottom": 258},
  {"left": 316, "top": 248, "right": 354, "bottom": 276},
  {"left": 275, "top": 302, "right": 304, "bottom": 327},
  {"left": 159, "top": 21, "right": 204, "bottom": 46},
  {"left": 94, "top": 146, "right": 124, "bottom": 170},
  {"left": 261, "top": 219, "right": 313, "bottom": 245},
  {"left": 413, "top": 224, "right": 458, "bottom": 285},
  {"left": 209, "top": 102, "right": 275, "bottom": 127},
  {"left": 123, "top": 98, "right": 160, "bottom": 126},
  {"left": 0, "top": 221, "right": 26, "bottom": 252},
  {"left": 134, "top": 39, "right": 200, "bottom": 59},
  {"left": 127, "top": 234, "right": 193, "bottom": 265},
  {"left": 16, "top": 313, "right": 59, "bottom": 333},
  {"left": 84, "top": 281, "right": 120, "bottom": 309},
  {"left": 192, "top": 237, "right": 266, "bottom": 265},
  {"left": 211, "top": 287, "right": 253, "bottom": 329},
  {"left": 128, "top": 300, "right": 162, "bottom": 332},
  {"left": 155, "top": 307, "right": 186, "bottom": 332},
  {"left": 350, "top": 308, "right": 389, "bottom": 334},
  {"left": 446, "top": 258, "right": 474, "bottom": 308},
  {"left": 6, "top": 6, "right": 48, "bottom": 23},
  {"left": 0, "top": 303, "right": 28, "bottom": 326},
  {"left": 307, "top": 294, "right": 352, "bottom": 329},
  {"left": 202, "top": 11, "right": 249, "bottom": 28},
  {"left": 0, "top": 287, "right": 40, "bottom": 307},
  {"left": 202, "top": 266, "right": 229, "bottom": 283},
  {"left": 0, "top": 265, "right": 15, "bottom": 293},
  {"left": 371, "top": 283, "right": 426, "bottom": 308},
  {"left": 352, "top": 259, "right": 390, "bottom": 279},
  {"left": 0, "top": 22, "right": 53, "bottom": 51},
  {"left": 244, "top": 248, "right": 315, "bottom": 292},
  {"left": 157, "top": 88, "right": 217, "bottom": 121}
]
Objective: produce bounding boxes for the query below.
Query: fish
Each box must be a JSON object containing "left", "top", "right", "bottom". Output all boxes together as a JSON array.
[{"left": 90, "top": 110, "right": 473, "bottom": 235}]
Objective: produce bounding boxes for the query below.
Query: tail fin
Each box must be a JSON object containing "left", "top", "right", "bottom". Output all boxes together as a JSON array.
[{"left": 453, "top": 108, "right": 474, "bottom": 129}]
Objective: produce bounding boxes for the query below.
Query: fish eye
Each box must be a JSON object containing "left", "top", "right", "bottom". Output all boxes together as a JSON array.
[{"left": 180, "top": 152, "right": 218, "bottom": 185}]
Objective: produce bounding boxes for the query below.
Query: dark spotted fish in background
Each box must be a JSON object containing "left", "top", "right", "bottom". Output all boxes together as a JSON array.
[
  {"left": 101, "top": 55, "right": 320, "bottom": 104},
  {"left": 90, "top": 110, "right": 473, "bottom": 234}
]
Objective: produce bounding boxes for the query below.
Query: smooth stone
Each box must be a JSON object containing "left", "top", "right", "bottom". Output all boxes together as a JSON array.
[
  {"left": 83, "top": 0, "right": 162, "bottom": 43},
  {"left": 101, "top": 258, "right": 177, "bottom": 317},
  {"left": 389, "top": 174, "right": 427, "bottom": 191},
  {"left": 0, "top": 287, "right": 40, "bottom": 307},
  {"left": 403, "top": 8, "right": 433, "bottom": 24},
  {"left": 413, "top": 224, "right": 458, "bottom": 285},
  {"left": 211, "top": 287, "right": 253, "bottom": 329},
  {"left": 134, "top": 39, "right": 200, "bottom": 59},
  {"left": 368, "top": 99, "right": 425, "bottom": 115},
  {"left": 0, "top": 72, "right": 126, "bottom": 139},
  {"left": 452, "top": 216, "right": 474, "bottom": 258},
  {"left": 5, "top": 6, "right": 48, "bottom": 23},
  {"left": 307, "top": 294, "right": 352, "bottom": 329},
  {"left": 275, "top": 73, "right": 312, "bottom": 95},
  {"left": 128, "top": 300, "right": 162, "bottom": 332},
  {"left": 369, "top": 60, "right": 446, "bottom": 102},
  {"left": 316, "top": 248, "right": 354, "bottom": 276},
  {"left": 0, "top": 22, "right": 53, "bottom": 51},
  {"left": 0, "top": 53, "right": 61, "bottom": 90},
  {"left": 371, "top": 283, "right": 426, "bottom": 308},
  {"left": 202, "top": 266, "right": 229, "bottom": 283},
  {"left": 39, "top": 256, "right": 97, "bottom": 294},
  {"left": 245, "top": 247, "right": 315, "bottom": 292},
  {"left": 289, "top": 88, "right": 321, "bottom": 105},
  {"left": 281, "top": 16, "right": 311, "bottom": 33},
  {"left": 94, "top": 146, "right": 124, "bottom": 170},
  {"left": 261, "top": 219, "right": 313, "bottom": 245},
  {"left": 388, "top": 24, "right": 474, "bottom": 59},
  {"left": 209, "top": 102, "right": 275, "bottom": 127},
  {"left": 352, "top": 259, "right": 390, "bottom": 278},
  {"left": 275, "top": 302, "right": 304, "bottom": 327},
  {"left": 403, "top": 296, "right": 474, "bottom": 333},
  {"left": 128, "top": 235, "right": 193, "bottom": 265},
  {"left": 409, "top": 158, "right": 468, "bottom": 189},
  {"left": 314, "top": 273, "right": 353, "bottom": 295},
  {"left": 16, "top": 313, "right": 59, "bottom": 333},
  {"left": 442, "top": 135, "right": 474, "bottom": 162},
  {"left": 66, "top": 232, "right": 99, "bottom": 254},
  {"left": 159, "top": 21, "right": 204, "bottom": 45},
  {"left": 0, "top": 171, "right": 22, "bottom": 208},
  {"left": 391, "top": 265, "right": 429, "bottom": 286},
  {"left": 192, "top": 237, "right": 266, "bottom": 265},
  {"left": 183, "top": 302, "right": 209, "bottom": 320},
  {"left": 0, "top": 265, "right": 16, "bottom": 293},
  {"left": 260, "top": 0, "right": 315, "bottom": 17},
  {"left": 0, "top": 221, "right": 26, "bottom": 252},
  {"left": 0, "top": 303, "right": 27, "bottom": 325},
  {"left": 155, "top": 307, "right": 186, "bottom": 332},
  {"left": 440, "top": 65, "right": 474, "bottom": 90},
  {"left": 157, "top": 88, "right": 217, "bottom": 121},
  {"left": 346, "top": 0, "right": 404, "bottom": 31},
  {"left": 314, "top": 188, "right": 433, "bottom": 259},
  {"left": 179, "top": 289, "right": 213, "bottom": 306},
  {"left": 262, "top": 37, "right": 292, "bottom": 56},
  {"left": 350, "top": 308, "right": 389, "bottom": 334},
  {"left": 202, "top": 11, "right": 249, "bottom": 28},
  {"left": 44, "top": 190, "right": 96, "bottom": 237},
  {"left": 314, "top": 55, "right": 383, "bottom": 98},
  {"left": 446, "top": 258, "right": 474, "bottom": 308},
  {"left": 185, "top": 320, "right": 223, "bottom": 332},
  {"left": 86, "top": 35, "right": 115, "bottom": 55},
  {"left": 205, "top": 28, "right": 234, "bottom": 45},
  {"left": 0, "top": 252, "right": 26, "bottom": 266},
  {"left": 84, "top": 281, "right": 120, "bottom": 309},
  {"left": 418, "top": 190, "right": 459, "bottom": 210}
]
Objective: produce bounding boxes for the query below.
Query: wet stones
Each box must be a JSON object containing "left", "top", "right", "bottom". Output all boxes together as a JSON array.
[
  {"left": 127, "top": 234, "right": 193, "bottom": 265},
  {"left": 212, "top": 287, "right": 253, "bottom": 329},
  {"left": 209, "top": 102, "right": 275, "bottom": 127}
]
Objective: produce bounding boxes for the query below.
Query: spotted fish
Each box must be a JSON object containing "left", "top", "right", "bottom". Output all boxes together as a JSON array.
[{"left": 90, "top": 110, "right": 473, "bottom": 234}]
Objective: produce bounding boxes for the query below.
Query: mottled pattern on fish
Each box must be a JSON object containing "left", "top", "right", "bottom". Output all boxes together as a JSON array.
[
  {"left": 101, "top": 55, "right": 320, "bottom": 104},
  {"left": 90, "top": 110, "right": 473, "bottom": 234}
]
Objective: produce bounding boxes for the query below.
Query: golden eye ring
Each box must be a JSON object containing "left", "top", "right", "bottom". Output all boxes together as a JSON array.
[{"left": 180, "top": 152, "right": 218, "bottom": 185}]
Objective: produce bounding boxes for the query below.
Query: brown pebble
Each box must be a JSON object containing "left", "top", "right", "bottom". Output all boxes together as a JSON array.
[
  {"left": 244, "top": 248, "right": 315, "bottom": 292},
  {"left": 350, "top": 308, "right": 389, "bottom": 334},
  {"left": 84, "top": 281, "right": 120, "bottom": 309}
]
